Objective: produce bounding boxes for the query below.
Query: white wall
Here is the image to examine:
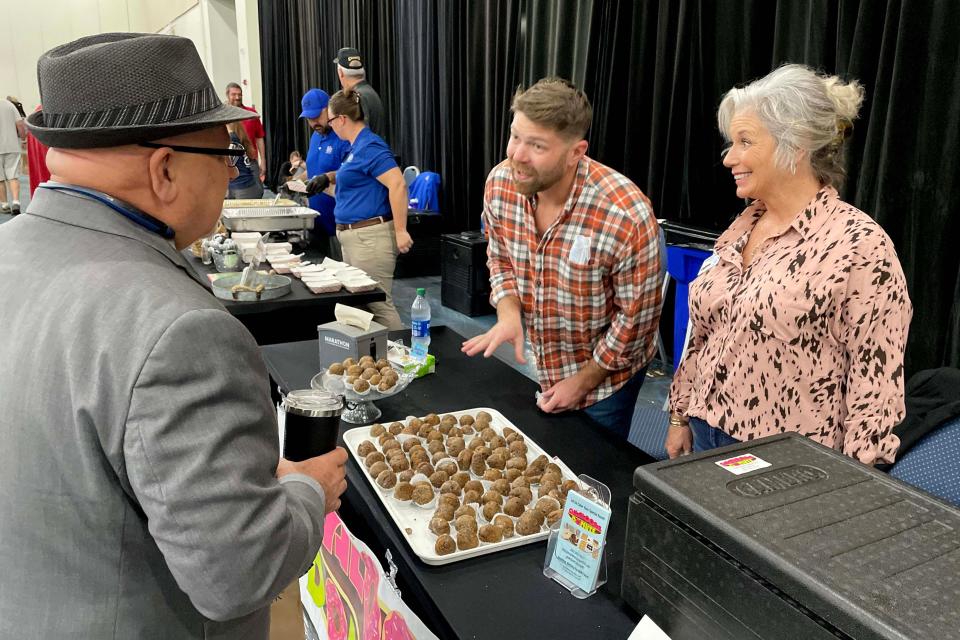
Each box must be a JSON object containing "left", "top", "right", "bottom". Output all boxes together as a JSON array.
[
  {"left": 0, "top": 0, "right": 199, "bottom": 112},
  {"left": 203, "top": 0, "right": 241, "bottom": 102},
  {"left": 0, "top": 0, "right": 262, "bottom": 114},
  {"left": 157, "top": 3, "right": 211, "bottom": 93},
  {"left": 234, "top": 0, "right": 263, "bottom": 111}
]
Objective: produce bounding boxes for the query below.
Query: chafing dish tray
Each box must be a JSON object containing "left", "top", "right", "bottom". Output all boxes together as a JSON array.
[
  {"left": 221, "top": 206, "right": 316, "bottom": 232},
  {"left": 223, "top": 198, "right": 299, "bottom": 207}
]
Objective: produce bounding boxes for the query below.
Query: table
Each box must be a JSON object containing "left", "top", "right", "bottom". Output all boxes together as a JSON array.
[
  {"left": 183, "top": 251, "right": 385, "bottom": 344},
  {"left": 261, "top": 326, "right": 655, "bottom": 639}
]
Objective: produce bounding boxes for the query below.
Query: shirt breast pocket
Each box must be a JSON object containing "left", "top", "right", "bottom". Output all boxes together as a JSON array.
[
  {"left": 558, "top": 259, "right": 605, "bottom": 304},
  {"left": 749, "top": 298, "right": 810, "bottom": 344},
  {"left": 750, "top": 280, "right": 839, "bottom": 347}
]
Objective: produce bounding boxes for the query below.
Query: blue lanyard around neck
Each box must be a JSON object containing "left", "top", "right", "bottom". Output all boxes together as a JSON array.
[{"left": 39, "top": 183, "right": 176, "bottom": 239}]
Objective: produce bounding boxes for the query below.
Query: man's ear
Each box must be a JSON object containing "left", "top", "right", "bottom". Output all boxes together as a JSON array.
[
  {"left": 568, "top": 139, "right": 588, "bottom": 167},
  {"left": 146, "top": 147, "right": 178, "bottom": 204}
]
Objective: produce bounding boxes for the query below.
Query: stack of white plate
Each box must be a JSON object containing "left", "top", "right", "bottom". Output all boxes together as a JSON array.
[
  {"left": 332, "top": 266, "right": 378, "bottom": 292},
  {"left": 275, "top": 254, "right": 379, "bottom": 294},
  {"left": 266, "top": 250, "right": 305, "bottom": 274},
  {"left": 230, "top": 232, "right": 262, "bottom": 263}
]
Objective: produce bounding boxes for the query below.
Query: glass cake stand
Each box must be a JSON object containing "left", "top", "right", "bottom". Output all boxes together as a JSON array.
[{"left": 311, "top": 369, "right": 416, "bottom": 424}]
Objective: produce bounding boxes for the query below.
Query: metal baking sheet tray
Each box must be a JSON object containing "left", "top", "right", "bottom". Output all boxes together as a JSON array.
[
  {"left": 221, "top": 206, "right": 317, "bottom": 232},
  {"left": 343, "top": 407, "right": 580, "bottom": 566}
]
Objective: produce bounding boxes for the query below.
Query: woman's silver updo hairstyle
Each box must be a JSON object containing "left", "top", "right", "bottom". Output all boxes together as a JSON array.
[{"left": 718, "top": 64, "right": 864, "bottom": 187}]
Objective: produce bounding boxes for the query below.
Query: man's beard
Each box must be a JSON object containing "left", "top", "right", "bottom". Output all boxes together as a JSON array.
[
  {"left": 313, "top": 123, "right": 331, "bottom": 135},
  {"left": 511, "top": 159, "right": 565, "bottom": 196}
]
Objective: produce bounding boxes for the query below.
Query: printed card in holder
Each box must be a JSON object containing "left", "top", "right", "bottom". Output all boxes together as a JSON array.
[{"left": 543, "top": 475, "right": 611, "bottom": 598}]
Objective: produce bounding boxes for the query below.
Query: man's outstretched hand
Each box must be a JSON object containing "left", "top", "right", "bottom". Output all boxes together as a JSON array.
[{"left": 461, "top": 318, "right": 528, "bottom": 364}]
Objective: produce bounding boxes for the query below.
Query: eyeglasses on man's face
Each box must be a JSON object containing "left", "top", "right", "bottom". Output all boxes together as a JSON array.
[{"left": 139, "top": 141, "right": 246, "bottom": 167}]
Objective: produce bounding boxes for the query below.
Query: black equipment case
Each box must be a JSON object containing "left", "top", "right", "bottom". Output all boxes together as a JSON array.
[
  {"left": 440, "top": 231, "right": 492, "bottom": 316},
  {"left": 394, "top": 212, "right": 442, "bottom": 278},
  {"left": 622, "top": 432, "right": 960, "bottom": 639}
]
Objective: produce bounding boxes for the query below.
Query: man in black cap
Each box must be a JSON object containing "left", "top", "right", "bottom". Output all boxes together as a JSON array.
[
  {"left": 334, "top": 46, "right": 386, "bottom": 139},
  {"left": 0, "top": 33, "right": 346, "bottom": 639}
]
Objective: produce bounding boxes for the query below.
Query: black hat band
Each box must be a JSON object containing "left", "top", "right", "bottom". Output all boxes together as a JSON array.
[{"left": 42, "top": 86, "right": 220, "bottom": 130}]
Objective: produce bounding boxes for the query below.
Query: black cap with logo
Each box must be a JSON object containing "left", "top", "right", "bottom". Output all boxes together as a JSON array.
[{"left": 333, "top": 47, "right": 364, "bottom": 69}]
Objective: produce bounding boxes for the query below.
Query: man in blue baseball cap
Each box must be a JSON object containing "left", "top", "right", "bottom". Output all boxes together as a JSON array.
[{"left": 299, "top": 88, "right": 351, "bottom": 256}]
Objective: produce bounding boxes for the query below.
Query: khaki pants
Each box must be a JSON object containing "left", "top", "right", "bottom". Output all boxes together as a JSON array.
[
  {"left": 269, "top": 580, "right": 305, "bottom": 640},
  {"left": 337, "top": 220, "right": 403, "bottom": 329}
]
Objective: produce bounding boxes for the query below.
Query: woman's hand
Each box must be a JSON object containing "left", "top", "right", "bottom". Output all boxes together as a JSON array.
[
  {"left": 304, "top": 174, "right": 330, "bottom": 196},
  {"left": 665, "top": 415, "right": 693, "bottom": 458},
  {"left": 395, "top": 229, "right": 414, "bottom": 253}
]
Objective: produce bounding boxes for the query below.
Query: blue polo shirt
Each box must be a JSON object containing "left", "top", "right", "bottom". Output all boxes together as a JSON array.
[
  {"left": 306, "top": 130, "right": 350, "bottom": 235},
  {"left": 333, "top": 127, "right": 397, "bottom": 225}
]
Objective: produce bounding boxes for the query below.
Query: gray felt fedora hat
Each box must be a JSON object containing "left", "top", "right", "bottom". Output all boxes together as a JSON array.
[{"left": 26, "top": 32, "right": 254, "bottom": 149}]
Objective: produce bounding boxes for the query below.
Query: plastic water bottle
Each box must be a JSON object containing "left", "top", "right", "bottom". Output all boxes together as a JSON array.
[{"left": 410, "top": 287, "right": 431, "bottom": 362}]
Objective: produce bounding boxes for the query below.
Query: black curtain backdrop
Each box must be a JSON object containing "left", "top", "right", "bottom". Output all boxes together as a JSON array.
[{"left": 258, "top": 0, "right": 960, "bottom": 376}]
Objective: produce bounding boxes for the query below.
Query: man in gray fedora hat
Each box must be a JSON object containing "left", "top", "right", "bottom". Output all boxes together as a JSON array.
[{"left": 0, "top": 33, "right": 346, "bottom": 639}]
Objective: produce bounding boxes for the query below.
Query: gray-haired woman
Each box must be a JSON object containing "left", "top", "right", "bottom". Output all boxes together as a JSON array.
[{"left": 665, "top": 64, "right": 912, "bottom": 465}]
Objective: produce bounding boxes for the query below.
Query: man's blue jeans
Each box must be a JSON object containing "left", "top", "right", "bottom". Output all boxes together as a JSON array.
[{"left": 581, "top": 366, "right": 648, "bottom": 438}]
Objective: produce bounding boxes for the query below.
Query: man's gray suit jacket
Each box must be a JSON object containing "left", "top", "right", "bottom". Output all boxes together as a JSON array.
[{"left": 0, "top": 187, "right": 326, "bottom": 639}]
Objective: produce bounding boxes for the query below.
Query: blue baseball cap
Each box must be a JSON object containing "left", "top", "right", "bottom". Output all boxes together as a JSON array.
[{"left": 299, "top": 88, "right": 330, "bottom": 119}]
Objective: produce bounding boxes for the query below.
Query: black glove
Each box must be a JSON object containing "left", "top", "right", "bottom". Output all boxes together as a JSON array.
[{"left": 304, "top": 173, "right": 331, "bottom": 196}]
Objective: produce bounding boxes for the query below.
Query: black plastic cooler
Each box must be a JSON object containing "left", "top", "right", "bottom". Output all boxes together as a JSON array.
[
  {"left": 440, "top": 231, "right": 492, "bottom": 316},
  {"left": 623, "top": 433, "right": 960, "bottom": 639},
  {"left": 394, "top": 212, "right": 442, "bottom": 278}
]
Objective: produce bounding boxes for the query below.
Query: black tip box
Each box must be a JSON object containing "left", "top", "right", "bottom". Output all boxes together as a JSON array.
[{"left": 622, "top": 432, "right": 960, "bottom": 640}]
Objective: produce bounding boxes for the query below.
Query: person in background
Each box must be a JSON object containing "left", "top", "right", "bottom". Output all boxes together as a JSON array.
[
  {"left": 333, "top": 47, "right": 385, "bottom": 140},
  {"left": 665, "top": 64, "right": 912, "bottom": 465},
  {"left": 0, "top": 33, "right": 346, "bottom": 638},
  {"left": 274, "top": 151, "right": 308, "bottom": 208},
  {"left": 0, "top": 95, "right": 25, "bottom": 214},
  {"left": 225, "top": 121, "right": 264, "bottom": 199},
  {"left": 462, "top": 78, "right": 663, "bottom": 437},
  {"left": 277, "top": 150, "right": 307, "bottom": 185},
  {"left": 324, "top": 88, "right": 411, "bottom": 329},
  {"left": 299, "top": 88, "right": 350, "bottom": 258},
  {"left": 226, "top": 81, "right": 267, "bottom": 185}
]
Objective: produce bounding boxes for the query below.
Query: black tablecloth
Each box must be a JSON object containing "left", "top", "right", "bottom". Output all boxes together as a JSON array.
[
  {"left": 183, "top": 250, "right": 385, "bottom": 344},
  {"left": 261, "top": 326, "right": 654, "bottom": 639}
]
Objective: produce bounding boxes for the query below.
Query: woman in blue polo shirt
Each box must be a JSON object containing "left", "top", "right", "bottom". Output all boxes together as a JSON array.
[{"left": 327, "top": 89, "right": 412, "bottom": 329}]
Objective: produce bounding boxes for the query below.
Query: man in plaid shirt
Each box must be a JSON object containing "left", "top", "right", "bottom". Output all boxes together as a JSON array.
[{"left": 462, "top": 78, "right": 662, "bottom": 437}]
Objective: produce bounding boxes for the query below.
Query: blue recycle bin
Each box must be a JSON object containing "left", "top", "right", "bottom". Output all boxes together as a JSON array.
[{"left": 666, "top": 245, "right": 712, "bottom": 368}]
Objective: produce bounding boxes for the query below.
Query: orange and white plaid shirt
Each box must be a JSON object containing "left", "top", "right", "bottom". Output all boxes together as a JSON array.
[{"left": 483, "top": 157, "right": 662, "bottom": 408}]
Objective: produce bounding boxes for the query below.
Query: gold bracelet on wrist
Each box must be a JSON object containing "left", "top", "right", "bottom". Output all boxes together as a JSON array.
[{"left": 668, "top": 416, "right": 690, "bottom": 428}]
